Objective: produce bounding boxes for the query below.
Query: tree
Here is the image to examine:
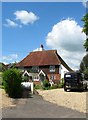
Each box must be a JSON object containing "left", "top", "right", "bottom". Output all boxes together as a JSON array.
[
  {"left": 0, "top": 63, "right": 7, "bottom": 72},
  {"left": 80, "top": 54, "right": 88, "bottom": 72},
  {"left": 80, "top": 13, "right": 88, "bottom": 79},
  {"left": 82, "top": 13, "right": 88, "bottom": 51},
  {"left": 80, "top": 56, "right": 88, "bottom": 80}
]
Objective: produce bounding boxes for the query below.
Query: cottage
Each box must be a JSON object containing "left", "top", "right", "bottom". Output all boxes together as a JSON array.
[{"left": 16, "top": 45, "right": 73, "bottom": 84}]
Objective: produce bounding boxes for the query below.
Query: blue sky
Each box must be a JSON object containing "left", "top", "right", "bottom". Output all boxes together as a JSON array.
[{"left": 1, "top": 2, "right": 87, "bottom": 70}]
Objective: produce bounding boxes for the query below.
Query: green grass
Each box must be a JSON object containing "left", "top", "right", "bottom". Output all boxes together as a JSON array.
[
  {"left": 0, "top": 72, "right": 2, "bottom": 75},
  {"left": 0, "top": 85, "right": 4, "bottom": 89}
]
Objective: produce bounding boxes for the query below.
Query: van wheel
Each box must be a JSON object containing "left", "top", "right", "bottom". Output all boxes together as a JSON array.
[
  {"left": 64, "top": 87, "right": 67, "bottom": 92},
  {"left": 85, "top": 85, "right": 87, "bottom": 90}
]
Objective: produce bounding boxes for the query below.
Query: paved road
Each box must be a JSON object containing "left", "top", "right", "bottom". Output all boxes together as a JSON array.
[{"left": 2, "top": 94, "right": 86, "bottom": 118}]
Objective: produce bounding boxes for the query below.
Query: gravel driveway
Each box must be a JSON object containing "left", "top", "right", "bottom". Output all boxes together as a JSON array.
[
  {"left": 2, "top": 93, "right": 86, "bottom": 118},
  {"left": 1, "top": 88, "right": 87, "bottom": 118},
  {"left": 37, "top": 88, "right": 87, "bottom": 113}
]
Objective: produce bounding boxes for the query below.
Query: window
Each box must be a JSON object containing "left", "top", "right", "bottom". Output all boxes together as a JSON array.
[
  {"left": 50, "top": 75, "right": 56, "bottom": 80},
  {"left": 65, "top": 75, "right": 71, "bottom": 78},
  {"left": 49, "top": 66, "right": 55, "bottom": 72},
  {"left": 34, "top": 76, "right": 39, "bottom": 81},
  {"left": 31, "top": 66, "right": 39, "bottom": 72}
]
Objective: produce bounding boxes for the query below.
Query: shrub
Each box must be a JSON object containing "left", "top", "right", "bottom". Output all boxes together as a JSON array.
[
  {"left": 3, "top": 68, "right": 22, "bottom": 98},
  {"left": 43, "top": 80, "right": 51, "bottom": 88},
  {"left": 42, "top": 80, "right": 51, "bottom": 90},
  {"left": 58, "top": 78, "right": 64, "bottom": 88},
  {"left": 50, "top": 84, "right": 58, "bottom": 89},
  {"left": 58, "top": 83, "right": 64, "bottom": 88},
  {"left": 34, "top": 84, "right": 42, "bottom": 89},
  {"left": 22, "top": 75, "right": 29, "bottom": 82}
]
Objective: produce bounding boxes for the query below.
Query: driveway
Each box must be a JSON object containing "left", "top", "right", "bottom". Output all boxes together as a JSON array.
[{"left": 2, "top": 94, "right": 86, "bottom": 118}]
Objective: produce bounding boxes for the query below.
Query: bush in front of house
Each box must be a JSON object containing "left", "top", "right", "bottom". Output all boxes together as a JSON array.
[
  {"left": 42, "top": 80, "right": 51, "bottom": 90},
  {"left": 58, "top": 83, "right": 64, "bottom": 88},
  {"left": 58, "top": 78, "right": 64, "bottom": 88},
  {"left": 34, "top": 84, "right": 42, "bottom": 89},
  {"left": 22, "top": 75, "right": 29, "bottom": 82},
  {"left": 3, "top": 68, "right": 22, "bottom": 98},
  {"left": 49, "top": 84, "right": 58, "bottom": 89},
  {"left": 49, "top": 79, "right": 64, "bottom": 89}
]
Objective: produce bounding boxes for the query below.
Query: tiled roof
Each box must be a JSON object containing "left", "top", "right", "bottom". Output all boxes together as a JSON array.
[
  {"left": 16, "top": 50, "right": 73, "bottom": 71},
  {"left": 16, "top": 50, "right": 60, "bottom": 66}
]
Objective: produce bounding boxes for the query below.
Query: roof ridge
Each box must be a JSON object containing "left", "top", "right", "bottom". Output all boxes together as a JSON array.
[
  {"left": 30, "top": 50, "right": 57, "bottom": 53},
  {"left": 56, "top": 53, "right": 73, "bottom": 71},
  {"left": 54, "top": 50, "right": 61, "bottom": 64}
]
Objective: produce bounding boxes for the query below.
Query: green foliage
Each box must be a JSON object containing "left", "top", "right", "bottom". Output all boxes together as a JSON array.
[
  {"left": 82, "top": 13, "right": 88, "bottom": 35},
  {"left": 82, "top": 13, "right": 88, "bottom": 51},
  {"left": 10, "top": 62, "right": 17, "bottom": 69},
  {"left": 3, "top": 68, "right": 22, "bottom": 98},
  {"left": 34, "top": 84, "right": 42, "bottom": 89},
  {"left": 84, "top": 39, "right": 88, "bottom": 51},
  {"left": 80, "top": 54, "right": 88, "bottom": 78},
  {"left": 50, "top": 84, "right": 58, "bottom": 89},
  {"left": 84, "top": 68, "right": 88, "bottom": 80},
  {"left": 42, "top": 79, "right": 64, "bottom": 90},
  {"left": 43, "top": 80, "right": 51, "bottom": 88},
  {"left": 0, "top": 72, "right": 5, "bottom": 89},
  {"left": 58, "top": 83, "right": 64, "bottom": 88},
  {"left": 0, "top": 85, "right": 4, "bottom": 89},
  {"left": 0, "top": 63, "right": 6, "bottom": 72},
  {"left": 50, "top": 79, "right": 64, "bottom": 89},
  {"left": 0, "top": 72, "right": 2, "bottom": 85},
  {"left": 22, "top": 75, "right": 29, "bottom": 82}
]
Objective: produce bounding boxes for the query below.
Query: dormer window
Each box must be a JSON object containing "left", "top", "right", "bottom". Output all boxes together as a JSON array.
[{"left": 49, "top": 65, "right": 55, "bottom": 72}]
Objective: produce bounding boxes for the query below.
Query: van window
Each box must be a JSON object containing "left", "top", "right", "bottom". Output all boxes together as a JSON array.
[{"left": 65, "top": 75, "right": 71, "bottom": 77}]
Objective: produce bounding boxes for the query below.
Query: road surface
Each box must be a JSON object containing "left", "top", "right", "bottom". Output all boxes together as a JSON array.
[{"left": 2, "top": 94, "right": 86, "bottom": 118}]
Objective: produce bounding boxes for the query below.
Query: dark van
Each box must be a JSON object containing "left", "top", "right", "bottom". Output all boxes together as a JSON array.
[{"left": 64, "top": 71, "right": 87, "bottom": 91}]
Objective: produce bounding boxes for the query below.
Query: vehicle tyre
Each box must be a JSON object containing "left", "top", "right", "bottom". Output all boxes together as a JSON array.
[
  {"left": 85, "top": 84, "right": 87, "bottom": 90},
  {"left": 64, "top": 86, "right": 67, "bottom": 91}
]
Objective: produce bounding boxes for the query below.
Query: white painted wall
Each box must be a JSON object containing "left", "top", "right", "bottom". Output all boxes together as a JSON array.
[{"left": 61, "top": 65, "right": 68, "bottom": 79}]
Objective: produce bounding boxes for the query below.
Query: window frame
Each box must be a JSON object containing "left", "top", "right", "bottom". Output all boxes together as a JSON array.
[
  {"left": 32, "top": 66, "right": 39, "bottom": 72},
  {"left": 50, "top": 75, "right": 56, "bottom": 80},
  {"left": 49, "top": 65, "right": 55, "bottom": 72}
]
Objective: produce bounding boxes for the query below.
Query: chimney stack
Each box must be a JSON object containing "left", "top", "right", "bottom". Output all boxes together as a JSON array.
[{"left": 40, "top": 44, "right": 44, "bottom": 51}]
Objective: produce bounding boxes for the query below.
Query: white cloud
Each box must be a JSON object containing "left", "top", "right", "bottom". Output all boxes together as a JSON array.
[
  {"left": 4, "top": 10, "right": 39, "bottom": 28},
  {"left": 46, "top": 18, "right": 86, "bottom": 70},
  {"left": 83, "top": 0, "right": 88, "bottom": 8},
  {"left": 4, "top": 19, "right": 18, "bottom": 27},
  {"left": 33, "top": 48, "right": 40, "bottom": 52},
  {"left": 14, "top": 10, "right": 39, "bottom": 25},
  {"left": 0, "top": 54, "right": 18, "bottom": 64}
]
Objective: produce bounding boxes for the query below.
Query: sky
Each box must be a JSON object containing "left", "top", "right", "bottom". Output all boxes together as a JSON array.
[{"left": 1, "top": 2, "right": 88, "bottom": 70}]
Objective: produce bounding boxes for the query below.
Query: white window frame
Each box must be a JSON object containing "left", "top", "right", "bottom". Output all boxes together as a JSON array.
[{"left": 49, "top": 65, "right": 55, "bottom": 72}]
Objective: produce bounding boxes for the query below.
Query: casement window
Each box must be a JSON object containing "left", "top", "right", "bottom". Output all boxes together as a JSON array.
[
  {"left": 34, "top": 76, "right": 39, "bottom": 81},
  {"left": 50, "top": 75, "right": 56, "bottom": 80},
  {"left": 32, "top": 66, "right": 39, "bottom": 72},
  {"left": 49, "top": 65, "right": 55, "bottom": 72}
]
